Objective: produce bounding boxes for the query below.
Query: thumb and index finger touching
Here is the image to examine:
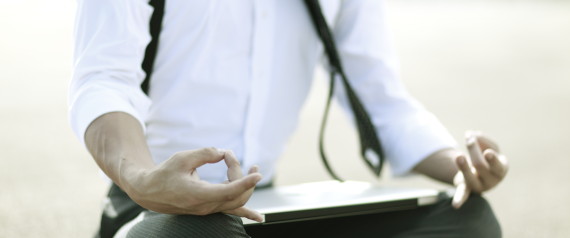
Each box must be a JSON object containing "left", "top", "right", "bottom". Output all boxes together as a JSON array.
[
  {"left": 223, "top": 150, "right": 260, "bottom": 181},
  {"left": 464, "top": 131, "right": 508, "bottom": 181},
  {"left": 218, "top": 149, "right": 264, "bottom": 222},
  {"left": 175, "top": 147, "right": 262, "bottom": 178},
  {"left": 452, "top": 131, "right": 509, "bottom": 209},
  {"left": 171, "top": 148, "right": 262, "bottom": 200},
  {"left": 169, "top": 147, "right": 263, "bottom": 220},
  {"left": 452, "top": 133, "right": 482, "bottom": 209}
]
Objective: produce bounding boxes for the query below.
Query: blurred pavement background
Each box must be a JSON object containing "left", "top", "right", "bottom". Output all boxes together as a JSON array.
[{"left": 1, "top": 0, "right": 569, "bottom": 237}]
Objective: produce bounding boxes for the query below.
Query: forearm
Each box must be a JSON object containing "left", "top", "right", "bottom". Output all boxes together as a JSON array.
[
  {"left": 83, "top": 112, "right": 262, "bottom": 219},
  {"left": 412, "top": 148, "right": 460, "bottom": 185},
  {"left": 84, "top": 111, "right": 154, "bottom": 193}
]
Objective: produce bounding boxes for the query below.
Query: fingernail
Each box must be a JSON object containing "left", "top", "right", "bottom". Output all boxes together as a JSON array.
[
  {"left": 252, "top": 174, "right": 263, "bottom": 182},
  {"left": 452, "top": 202, "right": 461, "bottom": 209},
  {"left": 466, "top": 136, "right": 476, "bottom": 145},
  {"left": 485, "top": 152, "right": 494, "bottom": 161},
  {"left": 457, "top": 156, "right": 466, "bottom": 165},
  {"left": 249, "top": 165, "right": 259, "bottom": 174}
]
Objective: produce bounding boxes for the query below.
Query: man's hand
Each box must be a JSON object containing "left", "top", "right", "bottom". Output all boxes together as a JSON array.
[
  {"left": 221, "top": 153, "right": 263, "bottom": 221},
  {"left": 452, "top": 131, "right": 509, "bottom": 209},
  {"left": 124, "top": 148, "right": 263, "bottom": 221},
  {"left": 86, "top": 112, "right": 263, "bottom": 221}
]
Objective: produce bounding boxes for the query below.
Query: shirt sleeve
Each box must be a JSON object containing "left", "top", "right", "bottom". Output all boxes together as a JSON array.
[
  {"left": 69, "top": 0, "right": 153, "bottom": 146},
  {"left": 332, "top": 0, "right": 457, "bottom": 176}
]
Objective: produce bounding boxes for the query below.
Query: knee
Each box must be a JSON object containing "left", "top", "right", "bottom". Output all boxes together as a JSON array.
[
  {"left": 456, "top": 195, "right": 502, "bottom": 238},
  {"left": 127, "top": 212, "right": 248, "bottom": 238}
]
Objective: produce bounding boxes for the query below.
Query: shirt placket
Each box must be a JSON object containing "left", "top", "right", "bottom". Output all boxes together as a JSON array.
[{"left": 242, "top": 0, "right": 275, "bottom": 184}]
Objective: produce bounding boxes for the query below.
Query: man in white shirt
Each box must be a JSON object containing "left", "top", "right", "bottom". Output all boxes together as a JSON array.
[{"left": 70, "top": 0, "right": 508, "bottom": 237}]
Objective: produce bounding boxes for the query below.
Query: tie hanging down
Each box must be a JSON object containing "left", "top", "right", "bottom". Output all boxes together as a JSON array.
[{"left": 304, "top": 0, "right": 385, "bottom": 181}]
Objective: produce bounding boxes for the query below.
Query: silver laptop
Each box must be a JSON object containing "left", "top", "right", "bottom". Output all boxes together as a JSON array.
[{"left": 242, "top": 181, "right": 441, "bottom": 225}]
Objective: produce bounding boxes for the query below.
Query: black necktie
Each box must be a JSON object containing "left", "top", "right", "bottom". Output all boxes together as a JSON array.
[{"left": 304, "top": 0, "right": 385, "bottom": 181}]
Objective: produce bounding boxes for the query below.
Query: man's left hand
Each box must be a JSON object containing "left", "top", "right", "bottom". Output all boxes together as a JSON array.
[{"left": 452, "top": 131, "right": 509, "bottom": 209}]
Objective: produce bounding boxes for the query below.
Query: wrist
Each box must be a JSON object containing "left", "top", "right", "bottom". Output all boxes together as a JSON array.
[
  {"left": 116, "top": 155, "right": 154, "bottom": 197},
  {"left": 414, "top": 148, "right": 461, "bottom": 185}
]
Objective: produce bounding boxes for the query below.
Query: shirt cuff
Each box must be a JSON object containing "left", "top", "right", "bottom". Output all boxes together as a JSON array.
[
  {"left": 69, "top": 83, "right": 148, "bottom": 147},
  {"left": 384, "top": 115, "right": 457, "bottom": 177}
]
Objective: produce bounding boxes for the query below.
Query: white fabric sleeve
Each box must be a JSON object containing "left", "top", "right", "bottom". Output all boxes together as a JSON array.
[
  {"left": 69, "top": 0, "right": 153, "bottom": 146},
  {"left": 332, "top": 0, "right": 457, "bottom": 176}
]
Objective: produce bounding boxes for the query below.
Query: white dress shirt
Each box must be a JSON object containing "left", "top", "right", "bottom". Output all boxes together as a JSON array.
[{"left": 69, "top": 0, "right": 456, "bottom": 185}]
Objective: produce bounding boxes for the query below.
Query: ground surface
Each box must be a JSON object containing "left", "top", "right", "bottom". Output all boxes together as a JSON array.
[{"left": 1, "top": 0, "right": 569, "bottom": 237}]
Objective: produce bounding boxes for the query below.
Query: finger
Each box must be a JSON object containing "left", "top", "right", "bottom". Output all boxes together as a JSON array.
[
  {"left": 484, "top": 149, "right": 508, "bottom": 177},
  {"left": 190, "top": 169, "right": 201, "bottom": 180},
  {"left": 466, "top": 134, "right": 488, "bottom": 169},
  {"left": 452, "top": 182, "right": 470, "bottom": 209},
  {"left": 467, "top": 130, "right": 500, "bottom": 152},
  {"left": 198, "top": 173, "right": 262, "bottom": 202},
  {"left": 174, "top": 147, "right": 226, "bottom": 170},
  {"left": 208, "top": 187, "right": 257, "bottom": 215},
  {"left": 248, "top": 165, "right": 259, "bottom": 175},
  {"left": 467, "top": 135, "right": 500, "bottom": 188},
  {"left": 220, "top": 165, "right": 260, "bottom": 211},
  {"left": 224, "top": 150, "right": 243, "bottom": 182},
  {"left": 224, "top": 206, "right": 263, "bottom": 222},
  {"left": 455, "top": 155, "right": 483, "bottom": 192}
]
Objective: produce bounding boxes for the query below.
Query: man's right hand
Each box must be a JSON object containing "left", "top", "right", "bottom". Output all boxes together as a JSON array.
[
  {"left": 85, "top": 112, "right": 263, "bottom": 222},
  {"left": 124, "top": 148, "right": 263, "bottom": 221}
]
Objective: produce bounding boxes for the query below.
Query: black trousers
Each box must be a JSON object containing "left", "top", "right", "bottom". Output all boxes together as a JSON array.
[{"left": 98, "top": 184, "right": 501, "bottom": 238}]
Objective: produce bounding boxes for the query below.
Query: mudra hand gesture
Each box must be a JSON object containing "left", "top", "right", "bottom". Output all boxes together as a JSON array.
[{"left": 452, "top": 131, "right": 509, "bottom": 208}]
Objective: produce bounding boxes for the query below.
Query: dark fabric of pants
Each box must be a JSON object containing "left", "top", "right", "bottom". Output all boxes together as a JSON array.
[
  {"left": 97, "top": 184, "right": 250, "bottom": 238},
  {"left": 98, "top": 184, "right": 501, "bottom": 238},
  {"left": 127, "top": 211, "right": 250, "bottom": 238},
  {"left": 98, "top": 184, "right": 146, "bottom": 238}
]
